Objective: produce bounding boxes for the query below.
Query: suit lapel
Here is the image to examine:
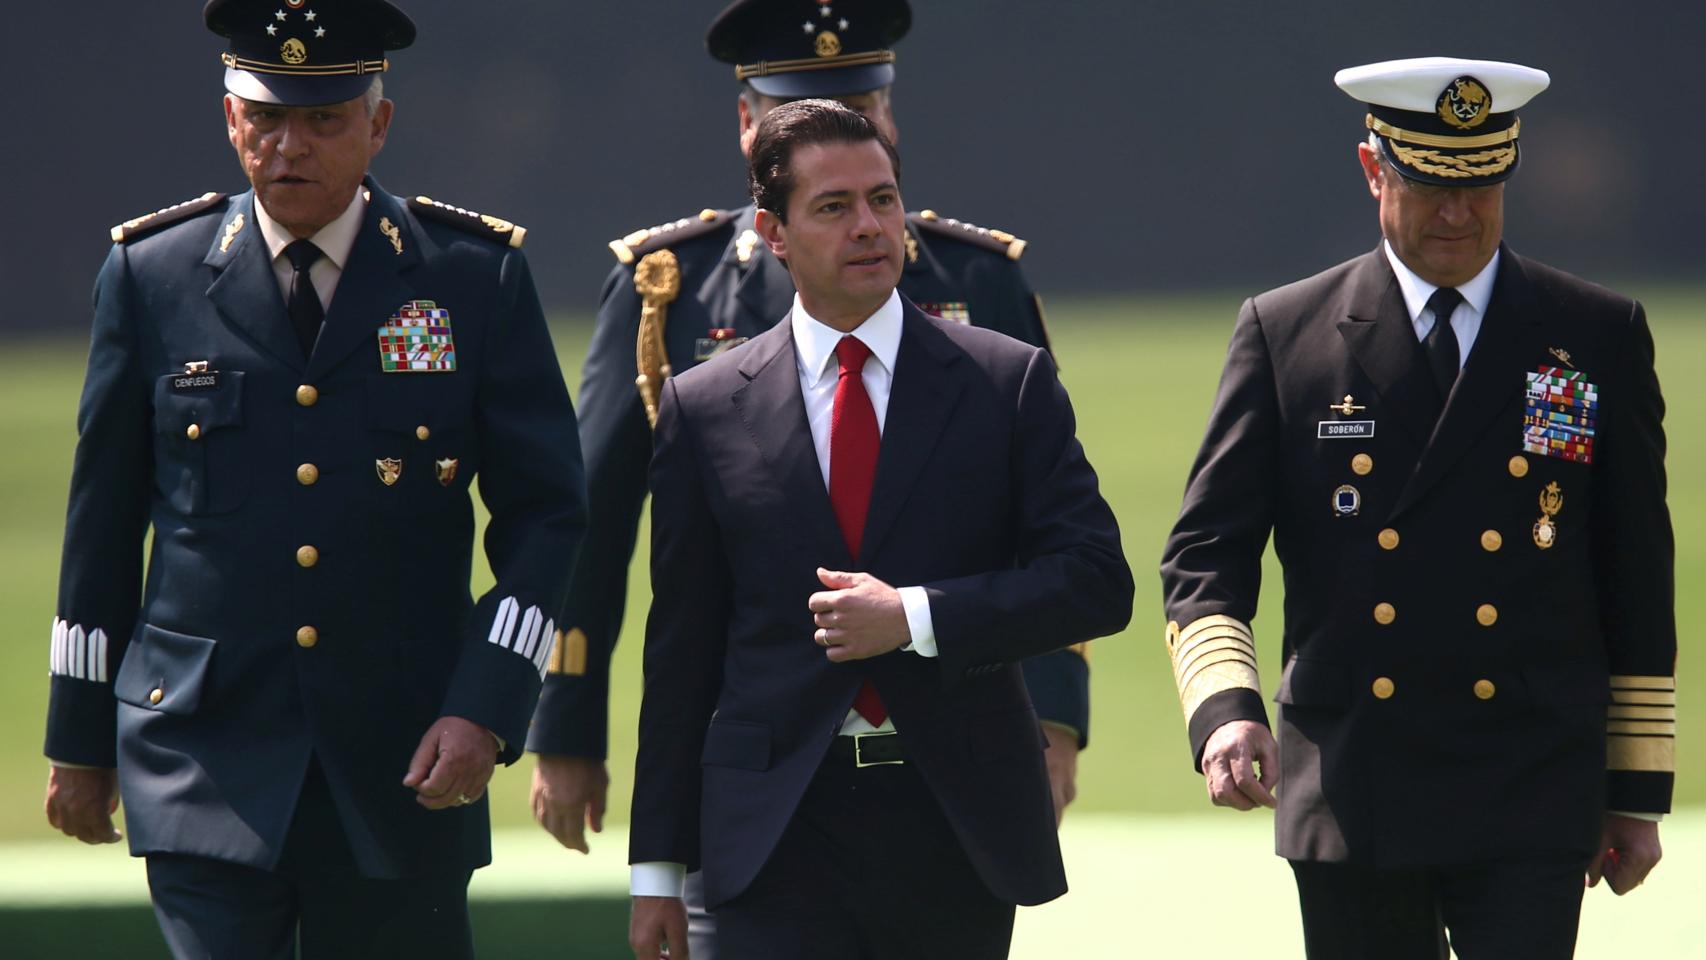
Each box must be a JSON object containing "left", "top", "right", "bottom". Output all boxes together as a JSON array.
[
  {"left": 858, "top": 303, "right": 966, "bottom": 565},
  {"left": 1334, "top": 247, "right": 1437, "bottom": 452},
  {"left": 306, "top": 182, "right": 421, "bottom": 381},
  {"left": 1390, "top": 248, "right": 1540, "bottom": 519},
  {"left": 204, "top": 193, "right": 303, "bottom": 369},
  {"left": 731, "top": 323, "right": 852, "bottom": 568}
]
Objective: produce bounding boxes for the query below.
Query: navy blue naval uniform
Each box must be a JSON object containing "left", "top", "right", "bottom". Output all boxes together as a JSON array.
[
  {"left": 527, "top": 203, "right": 1092, "bottom": 761},
  {"left": 45, "top": 179, "right": 585, "bottom": 946}
]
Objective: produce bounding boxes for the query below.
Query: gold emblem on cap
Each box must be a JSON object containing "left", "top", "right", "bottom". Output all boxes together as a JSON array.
[
  {"left": 220, "top": 213, "right": 245, "bottom": 254},
  {"left": 376, "top": 458, "right": 402, "bottom": 487},
  {"left": 380, "top": 217, "right": 404, "bottom": 255},
  {"left": 280, "top": 38, "right": 309, "bottom": 66},
  {"left": 1437, "top": 76, "right": 1491, "bottom": 131},
  {"left": 815, "top": 31, "right": 842, "bottom": 57},
  {"left": 1533, "top": 480, "right": 1563, "bottom": 549}
]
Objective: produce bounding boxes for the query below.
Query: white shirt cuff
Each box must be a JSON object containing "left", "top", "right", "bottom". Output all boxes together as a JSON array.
[
  {"left": 630, "top": 862, "right": 687, "bottom": 897},
  {"left": 1608, "top": 810, "right": 1665, "bottom": 823},
  {"left": 897, "top": 586, "right": 937, "bottom": 658}
]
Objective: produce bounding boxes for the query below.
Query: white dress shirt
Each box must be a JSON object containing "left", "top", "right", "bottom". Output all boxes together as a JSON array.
[
  {"left": 253, "top": 189, "right": 368, "bottom": 311},
  {"left": 1383, "top": 240, "right": 1498, "bottom": 367},
  {"left": 631, "top": 290, "right": 939, "bottom": 898}
]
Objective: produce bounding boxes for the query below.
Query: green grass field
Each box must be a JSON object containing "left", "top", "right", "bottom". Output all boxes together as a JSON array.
[{"left": 1, "top": 292, "right": 1701, "bottom": 955}]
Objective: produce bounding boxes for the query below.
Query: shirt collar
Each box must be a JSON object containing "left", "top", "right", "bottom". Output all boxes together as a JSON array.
[
  {"left": 253, "top": 188, "right": 368, "bottom": 270},
  {"left": 791, "top": 289, "right": 904, "bottom": 387},
  {"left": 1383, "top": 240, "right": 1500, "bottom": 321}
]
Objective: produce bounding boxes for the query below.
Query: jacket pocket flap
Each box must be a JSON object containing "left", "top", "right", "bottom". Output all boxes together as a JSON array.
[
  {"left": 700, "top": 719, "right": 770, "bottom": 771},
  {"left": 114, "top": 624, "right": 217, "bottom": 715},
  {"left": 154, "top": 371, "right": 245, "bottom": 433},
  {"left": 1274, "top": 657, "right": 1350, "bottom": 708}
]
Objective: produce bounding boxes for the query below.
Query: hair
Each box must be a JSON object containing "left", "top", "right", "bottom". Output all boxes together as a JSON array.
[
  {"left": 747, "top": 98, "right": 900, "bottom": 223},
  {"left": 363, "top": 77, "right": 385, "bottom": 116}
]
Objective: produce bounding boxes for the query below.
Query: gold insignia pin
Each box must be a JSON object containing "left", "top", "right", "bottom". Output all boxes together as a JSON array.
[
  {"left": 1549, "top": 346, "right": 1574, "bottom": 367},
  {"left": 1330, "top": 394, "right": 1366, "bottom": 416},
  {"left": 1533, "top": 480, "right": 1564, "bottom": 549},
  {"left": 904, "top": 231, "right": 919, "bottom": 264},
  {"left": 435, "top": 457, "right": 459, "bottom": 487},
  {"left": 220, "top": 213, "right": 246, "bottom": 254},
  {"left": 184, "top": 360, "right": 210, "bottom": 374},
  {"left": 380, "top": 217, "right": 403, "bottom": 255},
  {"left": 376, "top": 458, "right": 402, "bottom": 487},
  {"left": 736, "top": 229, "right": 759, "bottom": 265}
]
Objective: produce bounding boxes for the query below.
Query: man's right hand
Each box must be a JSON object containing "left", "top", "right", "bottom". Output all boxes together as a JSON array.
[
  {"left": 531, "top": 754, "right": 609, "bottom": 853},
  {"left": 44, "top": 765, "right": 122, "bottom": 844},
  {"left": 629, "top": 895, "right": 689, "bottom": 959},
  {"left": 1200, "top": 720, "right": 1279, "bottom": 811}
]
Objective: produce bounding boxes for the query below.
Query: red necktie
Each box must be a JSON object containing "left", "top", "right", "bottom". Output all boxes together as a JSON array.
[{"left": 829, "top": 336, "right": 886, "bottom": 726}]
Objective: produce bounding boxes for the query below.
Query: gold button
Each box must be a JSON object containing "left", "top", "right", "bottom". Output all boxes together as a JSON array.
[
  {"left": 296, "top": 385, "right": 319, "bottom": 407},
  {"left": 296, "top": 626, "right": 319, "bottom": 649},
  {"left": 1508, "top": 455, "right": 1529, "bottom": 478},
  {"left": 1481, "top": 530, "right": 1503, "bottom": 552},
  {"left": 1474, "top": 679, "right": 1497, "bottom": 700},
  {"left": 1372, "top": 677, "right": 1395, "bottom": 700},
  {"left": 296, "top": 545, "right": 319, "bottom": 568},
  {"left": 1351, "top": 453, "right": 1374, "bottom": 476},
  {"left": 415, "top": 425, "right": 431, "bottom": 441},
  {"left": 1477, "top": 604, "right": 1498, "bottom": 626},
  {"left": 1378, "top": 528, "right": 1400, "bottom": 550},
  {"left": 148, "top": 687, "right": 163, "bottom": 705},
  {"left": 297, "top": 463, "right": 320, "bottom": 486},
  {"left": 186, "top": 423, "right": 202, "bottom": 440},
  {"left": 1373, "top": 602, "right": 1396, "bottom": 625}
]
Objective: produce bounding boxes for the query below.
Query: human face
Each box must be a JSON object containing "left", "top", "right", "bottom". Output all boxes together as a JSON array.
[
  {"left": 739, "top": 87, "right": 898, "bottom": 156},
  {"left": 1358, "top": 141, "right": 1504, "bottom": 288},
  {"left": 755, "top": 139, "right": 905, "bottom": 330},
  {"left": 225, "top": 93, "right": 393, "bottom": 238}
]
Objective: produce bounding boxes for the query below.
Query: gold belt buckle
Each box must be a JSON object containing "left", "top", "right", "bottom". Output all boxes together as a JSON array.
[{"left": 854, "top": 730, "right": 904, "bottom": 768}]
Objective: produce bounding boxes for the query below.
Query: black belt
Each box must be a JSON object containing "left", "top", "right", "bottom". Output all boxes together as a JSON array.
[{"left": 828, "top": 730, "right": 906, "bottom": 768}]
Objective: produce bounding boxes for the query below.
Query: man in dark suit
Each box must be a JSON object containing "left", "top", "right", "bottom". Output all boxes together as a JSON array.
[
  {"left": 627, "top": 99, "right": 1132, "bottom": 960},
  {"left": 528, "top": 3, "right": 1094, "bottom": 900},
  {"left": 40, "top": 2, "right": 585, "bottom": 956},
  {"left": 1161, "top": 58, "right": 1673, "bottom": 959}
]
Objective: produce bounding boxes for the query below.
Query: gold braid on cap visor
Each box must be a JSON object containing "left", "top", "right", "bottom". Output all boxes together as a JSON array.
[
  {"left": 735, "top": 49, "right": 895, "bottom": 80},
  {"left": 221, "top": 52, "right": 390, "bottom": 77},
  {"left": 1366, "top": 114, "right": 1520, "bottom": 179}
]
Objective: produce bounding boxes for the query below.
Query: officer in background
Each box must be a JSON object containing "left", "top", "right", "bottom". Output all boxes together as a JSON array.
[
  {"left": 41, "top": 2, "right": 585, "bottom": 956},
  {"left": 1161, "top": 58, "right": 1672, "bottom": 958},
  {"left": 528, "top": 0, "right": 1090, "bottom": 951}
]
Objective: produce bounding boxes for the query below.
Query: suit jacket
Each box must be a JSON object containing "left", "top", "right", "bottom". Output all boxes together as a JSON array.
[
  {"left": 530, "top": 203, "right": 1092, "bottom": 760},
  {"left": 1161, "top": 244, "right": 1675, "bottom": 868},
  {"left": 45, "top": 179, "right": 587, "bottom": 877},
  {"left": 630, "top": 300, "right": 1132, "bottom": 908}
]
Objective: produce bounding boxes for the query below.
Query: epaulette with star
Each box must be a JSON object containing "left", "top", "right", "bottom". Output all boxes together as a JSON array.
[
  {"left": 609, "top": 209, "right": 735, "bottom": 266},
  {"left": 110, "top": 192, "right": 227, "bottom": 244},
  {"left": 908, "top": 209, "right": 1028, "bottom": 261},
  {"left": 408, "top": 196, "right": 527, "bottom": 248}
]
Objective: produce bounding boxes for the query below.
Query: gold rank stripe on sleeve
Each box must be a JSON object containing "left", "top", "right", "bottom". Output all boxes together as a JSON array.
[
  {"left": 1607, "top": 675, "right": 1677, "bottom": 773},
  {"left": 547, "top": 628, "right": 589, "bottom": 677},
  {"left": 486, "top": 597, "right": 556, "bottom": 681},
  {"left": 1167, "top": 615, "right": 1260, "bottom": 724}
]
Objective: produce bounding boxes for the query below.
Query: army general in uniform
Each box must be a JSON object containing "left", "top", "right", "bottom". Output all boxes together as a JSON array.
[
  {"left": 40, "top": 2, "right": 586, "bottom": 957},
  {"left": 1161, "top": 58, "right": 1674, "bottom": 958},
  {"left": 525, "top": 1, "right": 1091, "bottom": 952}
]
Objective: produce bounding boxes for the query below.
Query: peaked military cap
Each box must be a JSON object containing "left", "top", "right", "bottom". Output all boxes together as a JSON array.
[
  {"left": 708, "top": 0, "right": 911, "bottom": 97},
  {"left": 1336, "top": 57, "right": 1549, "bottom": 187},
  {"left": 206, "top": 0, "right": 416, "bottom": 106}
]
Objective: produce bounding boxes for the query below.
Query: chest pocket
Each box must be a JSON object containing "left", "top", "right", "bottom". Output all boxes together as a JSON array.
[
  {"left": 363, "top": 378, "right": 477, "bottom": 508},
  {"left": 153, "top": 371, "right": 247, "bottom": 515}
]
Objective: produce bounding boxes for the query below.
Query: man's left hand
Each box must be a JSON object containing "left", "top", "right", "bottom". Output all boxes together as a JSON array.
[
  {"left": 809, "top": 568, "right": 909, "bottom": 662},
  {"left": 1587, "top": 814, "right": 1662, "bottom": 895},
  {"left": 403, "top": 716, "right": 499, "bottom": 811},
  {"left": 1041, "top": 723, "right": 1080, "bottom": 826}
]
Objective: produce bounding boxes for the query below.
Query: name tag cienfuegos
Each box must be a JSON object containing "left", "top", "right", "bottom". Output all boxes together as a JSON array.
[{"left": 1317, "top": 420, "right": 1375, "bottom": 439}]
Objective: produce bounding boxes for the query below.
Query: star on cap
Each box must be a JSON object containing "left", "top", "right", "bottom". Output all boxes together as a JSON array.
[
  {"left": 304, "top": 9, "right": 316, "bottom": 20},
  {"left": 266, "top": 22, "right": 277, "bottom": 35},
  {"left": 839, "top": 17, "right": 849, "bottom": 28},
  {"left": 275, "top": 9, "right": 286, "bottom": 20},
  {"left": 820, "top": 5, "right": 832, "bottom": 15},
  {"left": 802, "top": 20, "right": 814, "bottom": 32},
  {"left": 314, "top": 25, "right": 325, "bottom": 37}
]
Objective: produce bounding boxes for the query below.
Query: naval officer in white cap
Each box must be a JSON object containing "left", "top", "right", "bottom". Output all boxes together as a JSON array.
[{"left": 1160, "top": 57, "right": 1674, "bottom": 958}]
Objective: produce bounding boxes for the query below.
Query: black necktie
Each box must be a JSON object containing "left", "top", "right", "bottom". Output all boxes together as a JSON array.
[
  {"left": 1422, "top": 286, "right": 1464, "bottom": 403},
  {"left": 284, "top": 239, "right": 325, "bottom": 358}
]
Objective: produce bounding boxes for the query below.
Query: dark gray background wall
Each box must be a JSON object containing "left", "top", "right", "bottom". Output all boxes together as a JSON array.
[{"left": 3, "top": 1, "right": 1700, "bottom": 331}]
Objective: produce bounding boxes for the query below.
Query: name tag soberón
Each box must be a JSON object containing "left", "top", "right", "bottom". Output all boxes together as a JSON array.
[{"left": 1317, "top": 420, "right": 1375, "bottom": 439}]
